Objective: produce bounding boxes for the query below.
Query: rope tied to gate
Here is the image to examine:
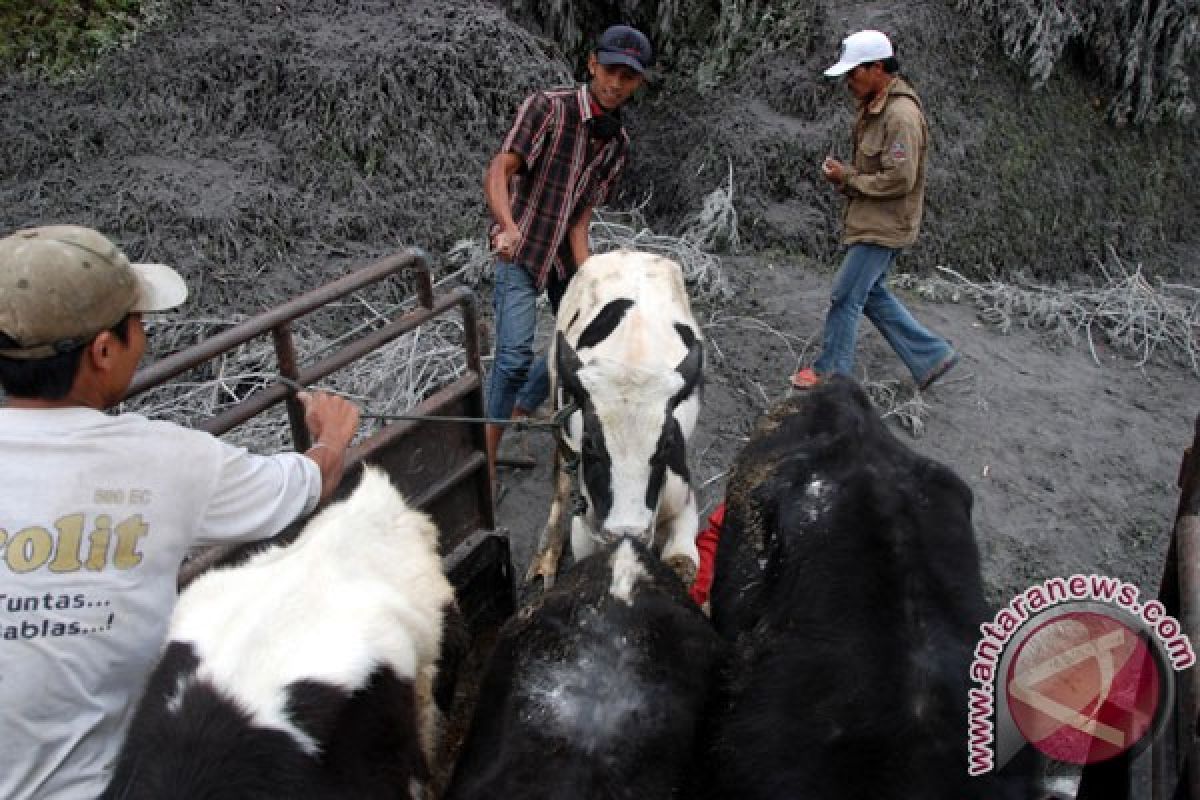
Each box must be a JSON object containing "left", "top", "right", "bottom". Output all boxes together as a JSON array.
[{"left": 273, "top": 375, "right": 577, "bottom": 434}]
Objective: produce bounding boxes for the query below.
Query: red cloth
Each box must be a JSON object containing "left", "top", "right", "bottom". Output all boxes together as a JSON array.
[{"left": 689, "top": 502, "right": 725, "bottom": 606}]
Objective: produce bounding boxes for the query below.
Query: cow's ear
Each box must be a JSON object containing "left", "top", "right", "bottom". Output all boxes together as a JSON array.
[
  {"left": 670, "top": 338, "right": 704, "bottom": 407},
  {"left": 556, "top": 332, "right": 589, "bottom": 406}
]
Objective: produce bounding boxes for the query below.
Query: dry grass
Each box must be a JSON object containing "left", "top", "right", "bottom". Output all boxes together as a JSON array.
[
  {"left": 445, "top": 203, "right": 733, "bottom": 302},
  {"left": 862, "top": 376, "right": 931, "bottom": 438},
  {"left": 123, "top": 296, "right": 469, "bottom": 453},
  {"left": 590, "top": 207, "right": 732, "bottom": 301},
  {"left": 895, "top": 250, "right": 1200, "bottom": 373}
]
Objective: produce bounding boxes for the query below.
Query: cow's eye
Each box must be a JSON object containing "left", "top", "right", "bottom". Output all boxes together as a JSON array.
[{"left": 651, "top": 424, "right": 675, "bottom": 466}]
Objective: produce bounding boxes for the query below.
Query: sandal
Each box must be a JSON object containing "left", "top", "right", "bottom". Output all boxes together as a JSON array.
[
  {"left": 918, "top": 351, "right": 960, "bottom": 391},
  {"left": 790, "top": 367, "right": 823, "bottom": 390}
]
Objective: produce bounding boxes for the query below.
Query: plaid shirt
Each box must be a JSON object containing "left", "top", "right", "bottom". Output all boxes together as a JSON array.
[{"left": 494, "top": 85, "right": 629, "bottom": 289}]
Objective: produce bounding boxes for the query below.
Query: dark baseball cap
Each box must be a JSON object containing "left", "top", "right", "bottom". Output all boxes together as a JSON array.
[{"left": 596, "top": 25, "right": 653, "bottom": 74}]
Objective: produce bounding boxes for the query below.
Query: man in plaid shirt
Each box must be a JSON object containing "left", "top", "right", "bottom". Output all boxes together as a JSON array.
[{"left": 483, "top": 24, "right": 653, "bottom": 484}]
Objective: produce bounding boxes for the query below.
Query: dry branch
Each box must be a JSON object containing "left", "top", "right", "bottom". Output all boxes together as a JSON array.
[
  {"left": 895, "top": 250, "right": 1200, "bottom": 373},
  {"left": 445, "top": 202, "right": 734, "bottom": 302}
]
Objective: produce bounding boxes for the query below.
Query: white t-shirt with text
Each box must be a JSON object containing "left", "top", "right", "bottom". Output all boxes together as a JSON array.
[{"left": 0, "top": 407, "right": 321, "bottom": 800}]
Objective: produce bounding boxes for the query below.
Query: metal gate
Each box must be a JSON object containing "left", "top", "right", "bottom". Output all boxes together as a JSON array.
[
  {"left": 1071, "top": 413, "right": 1200, "bottom": 799},
  {"left": 1144, "top": 413, "right": 1200, "bottom": 800},
  {"left": 124, "top": 248, "right": 513, "bottom": 630}
]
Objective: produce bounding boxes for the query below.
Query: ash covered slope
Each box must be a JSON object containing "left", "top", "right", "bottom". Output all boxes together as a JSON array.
[
  {"left": 1, "top": 0, "right": 1197, "bottom": 309},
  {"left": 0, "top": 0, "right": 569, "bottom": 311},
  {"left": 588, "top": 0, "right": 1200, "bottom": 280}
]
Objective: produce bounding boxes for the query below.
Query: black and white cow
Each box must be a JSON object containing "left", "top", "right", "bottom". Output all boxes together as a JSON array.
[
  {"left": 527, "top": 250, "right": 704, "bottom": 589},
  {"left": 702, "top": 377, "right": 1034, "bottom": 799},
  {"left": 444, "top": 536, "right": 725, "bottom": 799},
  {"left": 101, "top": 467, "right": 457, "bottom": 800}
]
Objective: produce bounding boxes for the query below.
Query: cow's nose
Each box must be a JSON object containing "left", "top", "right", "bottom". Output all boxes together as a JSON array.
[{"left": 602, "top": 526, "right": 650, "bottom": 544}]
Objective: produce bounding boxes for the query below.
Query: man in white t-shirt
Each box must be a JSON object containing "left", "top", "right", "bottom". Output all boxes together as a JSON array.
[{"left": 0, "top": 225, "right": 361, "bottom": 800}]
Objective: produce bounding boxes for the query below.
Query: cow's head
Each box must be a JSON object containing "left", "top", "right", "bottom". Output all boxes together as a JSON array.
[{"left": 555, "top": 329, "right": 703, "bottom": 546}]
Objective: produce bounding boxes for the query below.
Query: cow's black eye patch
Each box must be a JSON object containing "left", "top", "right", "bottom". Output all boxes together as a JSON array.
[
  {"left": 674, "top": 323, "right": 697, "bottom": 350},
  {"left": 646, "top": 414, "right": 689, "bottom": 510},
  {"left": 579, "top": 411, "right": 613, "bottom": 523},
  {"left": 578, "top": 298, "right": 635, "bottom": 351}
]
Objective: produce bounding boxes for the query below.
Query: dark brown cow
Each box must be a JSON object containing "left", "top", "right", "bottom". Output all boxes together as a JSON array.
[
  {"left": 446, "top": 537, "right": 724, "bottom": 800},
  {"left": 702, "top": 376, "right": 1034, "bottom": 799}
]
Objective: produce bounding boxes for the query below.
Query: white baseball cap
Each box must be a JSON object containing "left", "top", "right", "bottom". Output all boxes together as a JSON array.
[{"left": 824, "top": 30, "right": 894, "bottom": 77}]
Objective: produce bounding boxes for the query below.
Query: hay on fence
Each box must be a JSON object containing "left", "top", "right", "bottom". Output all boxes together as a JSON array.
[
  {"left": 894, "top": 249, "right": 1200, "bottom": 373},
  {"left": 123, "top": 296, "right": 469, "bottom": 453}
]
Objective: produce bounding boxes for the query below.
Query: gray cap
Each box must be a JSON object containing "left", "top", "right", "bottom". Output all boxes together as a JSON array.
[{"left": 0, "top": 225, "right": 187, "bottom": 359}]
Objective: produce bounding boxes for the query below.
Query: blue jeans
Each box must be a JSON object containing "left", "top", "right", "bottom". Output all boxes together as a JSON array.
[
  {"left": 813, "top": 244, "right": 953, "bottom": 381},
  {"left": 485, "top": 260, "right": 550, "bottom": 420}
]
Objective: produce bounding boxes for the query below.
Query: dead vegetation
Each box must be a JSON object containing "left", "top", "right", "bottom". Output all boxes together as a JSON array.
[
  {"left": 125, "top": 298, "right": 470, "bottom": 453},
  {"left": 895, "top": 252, "right": 1200, "bottom": 373},
  {"left": 955, "top": 0, "right": 1198, "bottom": 126}
]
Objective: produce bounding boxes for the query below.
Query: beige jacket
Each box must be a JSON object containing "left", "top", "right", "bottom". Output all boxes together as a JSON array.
[{"left": 840, "top": 77, "right": 928, "bottom": 249}]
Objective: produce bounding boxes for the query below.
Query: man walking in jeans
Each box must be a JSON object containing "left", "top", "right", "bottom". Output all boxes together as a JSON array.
[
  {"left": 791, "top": 29, "right": 958, "bottom": 391},
  {"left": 483, "top": 24, "right": 652, "bottom": 483}
]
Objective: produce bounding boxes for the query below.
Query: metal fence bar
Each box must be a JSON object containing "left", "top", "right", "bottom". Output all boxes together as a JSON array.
[
  {"left": 1152, "top": 413, "right": 1200, "bottom": 800},
  {"left": 272, "top": 323, "right": 310, "bottom": 450},
  {"left": 190, "top": 287, "right": 476, "bottom": 437},
  {"left": 126, "top": 248, "right": 431, "bottom": 397},
  {"left": 1175, "top": 415, "right": 1200, "bottom": 800},
  {"left": 456, "top": 291, "right": 494, "bottom": 531},
  {"left": 153, "top": 249, "right": 497, "bottom": 582}
]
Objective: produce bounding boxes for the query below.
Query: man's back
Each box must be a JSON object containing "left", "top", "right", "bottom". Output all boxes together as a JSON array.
[{"left": 0, "top": 407, "right": 319, "bottom": 799}]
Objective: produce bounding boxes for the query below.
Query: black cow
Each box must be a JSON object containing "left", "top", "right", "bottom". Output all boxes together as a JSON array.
[
  {"left": 703, "top": 377, "right": 1034, "bottom": 799},
  {"left": 444, "top": 537, "right": 724, "bottom": 800}
]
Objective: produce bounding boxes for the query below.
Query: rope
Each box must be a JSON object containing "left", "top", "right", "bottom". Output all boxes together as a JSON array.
[{"left": 273, "top": 375, "right": 576, "bottom": 433}]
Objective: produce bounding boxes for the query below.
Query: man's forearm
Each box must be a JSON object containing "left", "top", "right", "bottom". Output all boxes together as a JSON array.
[
  {"left": 484, "top": 156, "right": 518, "bottom": 231},
  {"left": 305, "top": 441, "right": 349, "bottom": 503},
  {"left": 567, "top": 207, "right": 594, "bottom": 266}
]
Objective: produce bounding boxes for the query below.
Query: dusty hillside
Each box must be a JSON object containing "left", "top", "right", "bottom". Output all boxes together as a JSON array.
[
  {"left": 597, "top": 0, "right": 1200, "bottom": 281},
  {"left": 0, "top": 0, "right": 567, "bottom": 312},
  {"left": 4, "top": 0, "right": 1198, "bottom": 292}
]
